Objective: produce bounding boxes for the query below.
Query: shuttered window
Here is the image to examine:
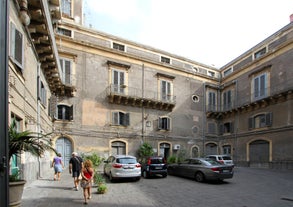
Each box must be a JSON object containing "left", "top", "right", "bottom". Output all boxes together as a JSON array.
[
  {"left": 112, "top": 111, "right": 130, "bottom": 126},
  {"left": 10, "top": 22, "right": 23, "bottom": 69}
]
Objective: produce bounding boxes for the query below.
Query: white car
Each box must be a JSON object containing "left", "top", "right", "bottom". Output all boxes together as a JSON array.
[
  {"left": 205, "top": 155, "right": 234, "bottom": 166},
  {"left": 103, "top": 155, "right": 141, "bottom": 182}
]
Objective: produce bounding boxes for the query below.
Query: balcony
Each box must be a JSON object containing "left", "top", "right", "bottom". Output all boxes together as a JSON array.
[
  {"left": 206, "top": 80, "right": 293, "bottom": 118},
  {"left": 106, "top": 84, "right": 176, "bottom": 111}
]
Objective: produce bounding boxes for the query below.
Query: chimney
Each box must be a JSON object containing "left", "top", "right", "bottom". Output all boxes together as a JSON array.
[{"left": 290, "top": 14, "right": 293, "bottom": 23}]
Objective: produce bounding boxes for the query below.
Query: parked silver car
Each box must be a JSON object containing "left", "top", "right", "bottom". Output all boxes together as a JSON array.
[
  {"left": 167, "top": 158, "right": 234, "bottom": 182},
  {"left": 103, "top": 155, "right": 141, "bottom": 182},
  {"left": 205, "top": 155, "right": 234, "bottom": 166}
]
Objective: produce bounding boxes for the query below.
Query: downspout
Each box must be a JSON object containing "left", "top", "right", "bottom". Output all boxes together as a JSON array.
[
  {"left": 233, "top": 80, "right": 239, "bottom": 164},
  {"left": 37, "top": 63, "right": 41, "bottom": 178},
  {"left": 141, "top": 63, "right": 145, "bottom": 143},
  {"left": 202, "top": 82, "right": 206, "bottom": 156}
]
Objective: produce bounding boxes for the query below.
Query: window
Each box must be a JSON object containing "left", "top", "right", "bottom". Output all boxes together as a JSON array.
[
  {"left": 223, "top": 90, "right": 232, "bottom": 111},
  {"left": 192, "top": 95, "right": 199, "bottom": 103},
  {"left": 112, "top": 69, "right": 125, "bottom": 94},
  {"left": 113, "top": 42, "right": 125, "bottom": 51},
  {"left": 221, "top": 122, "right": 234, "bottom": 134},
  {"left": 207, "top": 122, "right": 216, "bottom": 134},
  {"left": 253, "top": 73, "right": 268, "bottom": 100},
  {"left": 222, "top": 145, "right": 231, "bottom": 155},
  {"left": 60, "top": 58, "right": 72, "bottom": 85},
  {"left": 57, "top": 28, "right": 72, "bottom": 37},
  {"left": 10, "top": 22, "right": 23, "bottom": 69},
  {"left": 254, "top": 47, "right": 266, "bottom": 59},
  {"left": 208, "top": 92, "right": 216, "bottom": 111},
  {"left": 38, "top": 77, "right": 47, "bottom": 106},
  {"left": 208, "top": 71, "right": 215, "bottom": 77},
  {"left": 160, "top": 80, "right": 172, "bottom": 101},
  {"left": 112, "top": 111, "right": 130, "bottom": 126},
  {"left": 158, "top": 117, "right": 171, "bottom": 130},
  {"left": 249, "top": 112, "right": 272, "bottom": 130},
  {"left": 61, "top": 0, "right": 71, "bottom": 17},
  {"left": 57, "top": 104, "right": 73, "bottom": 120},
  {"left": 223, "top": 68, "right": 233, "bottom": 77},
  {"left": 161, "top": 56, "right": 170, "bottom": 64}
]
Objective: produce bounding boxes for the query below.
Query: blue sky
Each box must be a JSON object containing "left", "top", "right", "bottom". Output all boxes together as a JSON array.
[{"left": 83, "top": 0, "right": 293, "bottom": 68}]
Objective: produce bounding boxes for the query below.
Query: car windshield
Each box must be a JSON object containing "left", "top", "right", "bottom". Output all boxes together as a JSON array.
[
  {"left": 117, "top": 158, "right": 137, "bottom": 164},
  {"left": 150, "top": 158, "right": 164, "bottom": 164}
]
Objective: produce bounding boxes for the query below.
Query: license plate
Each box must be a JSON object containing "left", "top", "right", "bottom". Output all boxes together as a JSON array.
[
  {"left": 223, "top": 170, "right": 230, "bottom": 173},
  {"left": 155, "top": 167, "right": 162, "bottom": 170}
]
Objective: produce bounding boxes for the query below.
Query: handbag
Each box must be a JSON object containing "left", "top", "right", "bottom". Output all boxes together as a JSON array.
[{"left": 78, "top": 173, "right": 82, "bottom": 180}]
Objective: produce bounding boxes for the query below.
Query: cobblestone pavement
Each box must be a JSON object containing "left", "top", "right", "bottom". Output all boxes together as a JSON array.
[{"left": 22, "top": 167, "right": 293, "bottom": 207}]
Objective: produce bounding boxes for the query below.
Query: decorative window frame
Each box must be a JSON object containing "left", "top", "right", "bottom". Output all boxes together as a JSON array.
[
  {"left": 248, "top": 112, "right": 272, "bottom": 130},
  {"left": 156, "top": 73, "right": 175, "bottom": 103}
]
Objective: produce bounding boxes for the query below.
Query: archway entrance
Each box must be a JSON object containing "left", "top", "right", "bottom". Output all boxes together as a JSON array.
[
  {"left": 159, "top": 143, "right": 170, "bottom": 159},
  {"left": 55, "top": 137, "right": 72, "bottom": 167},
  {"left": 249, "top": 140, "right": 269, "bottom": 168},
  {"left": 205, "top": 143, "right": 218, "bottom": 155}
]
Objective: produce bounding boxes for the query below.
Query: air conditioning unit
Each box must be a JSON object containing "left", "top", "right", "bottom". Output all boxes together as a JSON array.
[{"left": 173, "top": 144, "right": 180, "bottom": 150}]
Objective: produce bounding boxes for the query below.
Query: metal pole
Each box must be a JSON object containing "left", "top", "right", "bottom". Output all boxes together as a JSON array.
[{"left": 0, "top": 0, "right": 10, "bottom": 206}]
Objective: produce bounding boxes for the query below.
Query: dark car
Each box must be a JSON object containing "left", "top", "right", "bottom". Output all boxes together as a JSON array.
[
  {"left": 167, "top": 158, "right": 234, "bottom": 182},
  {"left": 141, "top": 156, "right": 168, "bottom": 178}
]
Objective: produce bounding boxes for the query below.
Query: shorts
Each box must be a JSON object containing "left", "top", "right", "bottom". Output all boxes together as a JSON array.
[
  {"left": 72, "top": 171, "right": 80, "bottom": 178},
  {"left": 54, "top": 165, "right": 63, "bottom": 173}
]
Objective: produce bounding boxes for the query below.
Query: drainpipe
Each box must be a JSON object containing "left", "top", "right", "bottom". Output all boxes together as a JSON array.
[
  {"left": 37, "top": 63, "right": 41, "bottom": 178},
  {"left": 233, "top": 80, "right": 239, "bottom": 164},
  {"left": 141, "top": 63, "right": 145, "bottom": 143},
  {"left": 202, "top": 82, "right": 206, "bottom": 156}
]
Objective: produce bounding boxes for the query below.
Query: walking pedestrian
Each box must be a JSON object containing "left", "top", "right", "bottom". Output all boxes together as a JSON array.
[
  {"left": 80, "top": 159, "right": 94, "bottom": 205},
  {"left": 69, "top": 152, "right": 83, "bottom": 191},
  {"left": 51, "top": 153, "right": 64, "bottom": 181}
]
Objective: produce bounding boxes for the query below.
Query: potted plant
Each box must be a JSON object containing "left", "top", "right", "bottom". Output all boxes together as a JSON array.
[
  {"left": 8, "top": 119, "right": 56, "bottom": 206},
  {"left": 94, "top": 172, "right": 107, "bottom": 194},
  {"left": 97, "top": 184, "right": 107, "bottom": 194}
]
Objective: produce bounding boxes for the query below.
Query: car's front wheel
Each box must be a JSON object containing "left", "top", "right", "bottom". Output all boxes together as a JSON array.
[{"left": 195, "top": 172, "right": 205, "bottom": 182}]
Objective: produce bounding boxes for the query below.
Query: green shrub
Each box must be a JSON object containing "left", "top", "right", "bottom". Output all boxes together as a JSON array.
[
  {"left": 94, "top": 172, "right": 105, "bottom": 185},
  {"left": 167, "top": 155, "right": 177, "bottom": 164},
  {"left": 81, "top": 152, "right": 104, "bottom": 169},
  {"left": 97, "top": 184, "right": 107, "bottom": 194},
  {"left": 138, "top": 142, "right": 154, "bottom": 161}
]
